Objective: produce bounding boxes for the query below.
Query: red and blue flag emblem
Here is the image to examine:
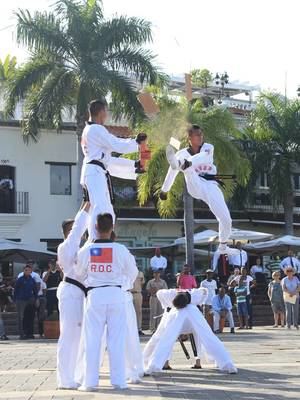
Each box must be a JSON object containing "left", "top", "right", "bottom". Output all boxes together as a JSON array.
[{"left": 90, "top": 247, "right": 112, "bottom": 263}]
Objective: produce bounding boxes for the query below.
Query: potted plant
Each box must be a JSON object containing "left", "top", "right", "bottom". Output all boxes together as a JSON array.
[{"left": 44, "top": 311, "right": 60, "bottom": 339}]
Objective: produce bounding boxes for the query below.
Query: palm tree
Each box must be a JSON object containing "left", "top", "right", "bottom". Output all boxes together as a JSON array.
[
  {"left": 0, "top": 55, "right": 17, "bottom": 83},
  {"left": 4, "top": 0, "right": 162, "bottom": 200},
  {"left": 237, "top": 92, "right": 300, "bottom": 234},
  {"left": 137, "top": 99, "right": 250, "bottom": 269}
]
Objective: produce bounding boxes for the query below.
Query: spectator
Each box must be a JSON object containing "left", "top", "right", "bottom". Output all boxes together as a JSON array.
[
  {"left": 234, "top": 267, "right": 255, "bottom": 328},
  {"left": 280, "top": 250, "right": 300, "bottom": 275},
  {"left": 131, "top": 268, "right": 145, "bottom": 335},
  {"left": 267, "top": 254, "right": 281, "bottom": 277},
  {"left": 0, "top": 309, "right": 9, "bottom": 340},
  {"left": 18, "top": 265, "right": 41, "bottom": 293},
  {"left": 250, "top": 258, "right": 264, "bottom": 277},
  {"left": 234, "top": 277, "right": 249, "bottom": 329},
  {"left": 229, "top": 241, "right": 248, "bottom": 269},
  {"left": 200, "top": 269, "right": 218, "bottom": 322},
  {"left": 177, "top": 264, "right": 197, "bottom": 290},
  {"left": 0, "top": 279, "right": 13, "bottom": 312},
  {"left": 268, "top": 271, "right": 285, "bottom": 328},
  {"left": 35, "top": 269, "right": 47, "bottom": 338},
  {"left": 43, "top": 261, "right": 63, "bottom": 316},
  {"left": 150, "top": 248, "right": 167, "bottom": 272},
  {"left": 146, "top": 271, "right": 168, "bottom": 333},
  {"left": 227, "top": 267, "right": 240, "bottom": 305},
  {"left": 227, "top": 268, "right": 240, "bottom": 286},
  {"left": 14, "top": 265, "right": 38, "bottom": 339},
  {"left": 281, "top": 267, "right": 300, "bottom": 329},
  {"left": 212, "top": 287, "right": 235, "bottom": 334},
  {"left": 212, "top": 252, "right": 230, "bottom": 285}
]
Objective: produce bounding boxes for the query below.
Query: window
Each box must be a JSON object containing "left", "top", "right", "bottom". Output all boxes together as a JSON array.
[
  {"left": 257, "top": 172, "right": 269, "bottom": 188},
  {"left": 293, "top": 174, "right": 300, "bottom": 191},
  {"left": 49, "top": 164, "right": 71, "bottom": 195}
]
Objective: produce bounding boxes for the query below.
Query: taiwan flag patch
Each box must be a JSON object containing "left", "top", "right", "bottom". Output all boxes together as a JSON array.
[{"left": 90, "top": 247, "right": 113, "bottom": 263}]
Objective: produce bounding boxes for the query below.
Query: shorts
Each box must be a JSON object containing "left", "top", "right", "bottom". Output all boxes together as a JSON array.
[
  {"left": 271, "top": 302, "right": 285, "bottom": 313},
  {"left": 237, "top": 302, "right": 248, "bottom": 316}
]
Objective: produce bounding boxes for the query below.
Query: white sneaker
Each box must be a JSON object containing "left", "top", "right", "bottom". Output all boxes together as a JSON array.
[
  {"left": 218, "top": 243, "right": 240, "bottom": 256},
  {"left": 112, "top": 384, "right": 128, "bottom": 390},
  {"left": 78, "top": 386, "right": 97, "bottom": 392},
  {"left": 166, "top": 145, "right": 181, "bottom": 170}
]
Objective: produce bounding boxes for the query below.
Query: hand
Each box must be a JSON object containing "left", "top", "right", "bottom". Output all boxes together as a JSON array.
[
  {"left": 136, "top": 132, "right": 147, "bottom": 144},
  {"left": 83, "top": 201, "right": 91, "bottom": 212},
  {"left": 159, "top": 191, "right": 168, "bottom": 201},
  {"left": 82, "top": 186, "right": 90, "bottom": 202}
]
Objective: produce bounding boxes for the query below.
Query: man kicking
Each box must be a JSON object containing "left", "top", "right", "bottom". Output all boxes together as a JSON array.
[
  {"left": 143, "top": 288, "right": 237, "bottom": 374},
  {"left": 80, "top": 98, "right": 147, "bottom": 239},
  {"left": 76, "top": 213, "right": 138, "bottom": 391},
  {"left": 56, "top": 200, "right": 90, "bottom": 389},
  {"left": 160, "top": 124, "right": 236, "bottom": 255}
]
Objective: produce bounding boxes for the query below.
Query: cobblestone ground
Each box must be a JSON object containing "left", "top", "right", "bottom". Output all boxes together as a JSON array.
[{"left": 0, "top": 327, "right": 300, "bottom": 400}]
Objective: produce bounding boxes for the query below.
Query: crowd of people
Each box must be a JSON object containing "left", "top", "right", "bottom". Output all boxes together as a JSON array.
[{"left": 0, "top": 245, "right": 300, "bottom": 341}]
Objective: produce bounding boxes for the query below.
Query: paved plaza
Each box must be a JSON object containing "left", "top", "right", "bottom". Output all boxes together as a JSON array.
[{"left": 0, "top": 327, "right": 300, "bottom": 400}]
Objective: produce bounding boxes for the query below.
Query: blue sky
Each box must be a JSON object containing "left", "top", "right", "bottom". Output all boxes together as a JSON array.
[{"left": 1, "top": 0, "right": 299, "bottom": 97}]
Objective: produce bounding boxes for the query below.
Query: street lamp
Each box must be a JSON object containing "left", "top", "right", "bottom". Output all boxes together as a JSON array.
[{"left": 214, "top": 72, "right": 230, "bottom": 104}]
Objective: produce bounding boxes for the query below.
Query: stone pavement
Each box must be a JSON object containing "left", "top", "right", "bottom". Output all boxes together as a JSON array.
[{"left": 0, "top": 327, "right": 300, "bottom": 400}]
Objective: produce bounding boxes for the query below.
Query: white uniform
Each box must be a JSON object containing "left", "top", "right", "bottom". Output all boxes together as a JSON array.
[
  {"left": 143, "top": 288, "right": 237, "bottom": 374},
  {"left": 80, "top": 123, "right": 138, "bottom": 239},
  {"left": 77, "top": 240, "right": 138, "bottom": 389},
  {"left": 56, "top": 210, "right": 89, "bottom": 389},
  {"left": 161, "top": 144, "right": 232, "bottom": 243},
  {"left": 150, "top": 255, "right": 168, "bottom": 271}
]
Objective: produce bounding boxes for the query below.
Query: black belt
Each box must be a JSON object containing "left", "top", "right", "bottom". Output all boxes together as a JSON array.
[
  {"left": 64, "top": 277, "right": 87, "bottom": 296},
  {"left": 87, "top": 160, "right": 115, "bottom": 204},
  {"left": 199, "top": 174, "right": 225, "bottom": 188},
  {"left": 87, "top": 285, "right": 121, "bottom": 292}
]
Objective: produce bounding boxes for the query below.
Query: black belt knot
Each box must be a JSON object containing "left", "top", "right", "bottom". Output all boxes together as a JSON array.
[{"left": 64, "top": 277, "right": 87, "bottom": 296}]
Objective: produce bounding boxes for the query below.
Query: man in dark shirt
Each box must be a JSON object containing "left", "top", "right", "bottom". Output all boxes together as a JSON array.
[
  {"left": 43, "top": 260, "right": 63, "bottom": 316},
  {"left": 14, "top": 265, "right": 38, "bottom": 339}
]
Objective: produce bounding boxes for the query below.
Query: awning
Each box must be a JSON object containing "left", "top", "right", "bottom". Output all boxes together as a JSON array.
[{"left": 0, "top": 239, "right": 56, "bottom": 263}]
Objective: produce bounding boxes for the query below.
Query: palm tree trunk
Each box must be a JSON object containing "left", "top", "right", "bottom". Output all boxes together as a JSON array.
[
  {"left": 283, "top": 190, "right": 294, "bottom": 235},
  {"left": 76, "top": 116, "right": 86, "bottom": 207},
  {"left": 183, "top": 183, "right": 194, "bottom": 271}
]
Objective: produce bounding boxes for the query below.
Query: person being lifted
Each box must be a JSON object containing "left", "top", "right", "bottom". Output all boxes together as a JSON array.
[{"left": 160, "top": 124, "right": 238, "bottom": 255}]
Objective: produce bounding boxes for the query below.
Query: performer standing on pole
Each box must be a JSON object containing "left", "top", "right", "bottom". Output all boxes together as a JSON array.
[
  {"left": 160, "top": 124, "right": 238, "bottom": 255},
  {"left": 80, "top": 98, "right": 147, "bottom": 239}
]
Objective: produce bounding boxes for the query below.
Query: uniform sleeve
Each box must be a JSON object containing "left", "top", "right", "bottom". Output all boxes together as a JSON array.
[
  {"left": 161, "top": 166, "right": 179, "bottom": 193},
  {"left": 58, "top": 210, "right": 89, "bottom": 271},
  {"left": 157, "top": 288, "right": 177, "bottom": 309},
  {"left": 107, "top": 157, "right": 137, "bottom": 181},
  {"left": 76, "top": 246, "right": 89, "bottom": 283},
  {"left": 93, "top": 126, "right": 138, "bottom": 154},
  {"left": 212, "top": 252, "right": 220, "bottom": 271},
  {"left": 191, "top": 287, "right": 208, "bottom": 305},
  {"left": 122, "top": 248, "right": 138, "bottom": 287}
]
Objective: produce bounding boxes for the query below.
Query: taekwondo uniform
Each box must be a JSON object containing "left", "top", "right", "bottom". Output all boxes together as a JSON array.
[
  {"left": 77, "top": 239, "right": 138, "bottom": 390},
  {"left": 143, "top": 288, "right": 237, "bottom": 374},
  {"left": 162, "top": 144, "right": 232, "bottom": 244},
  {"left": 56, "top": 209, "right": 89, "bottom": 389},
  {"left": 80, "top": 123, "right": 138, "bottom": 239}
]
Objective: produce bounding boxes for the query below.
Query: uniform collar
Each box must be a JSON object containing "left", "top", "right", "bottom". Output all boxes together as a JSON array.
[
  {"left": 187, "top": 143, "right": 204, "bottom": 156},
  {"left": 93, "top": 239, "right": 113, "bottom": 243}
]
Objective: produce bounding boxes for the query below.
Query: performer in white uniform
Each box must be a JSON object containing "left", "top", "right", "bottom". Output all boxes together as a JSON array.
[
  {"left": 76, "top": 213, "right": 138, "bottom": 391},
  {"left": 80, "top": 98, "right": 147, "bottom": 239},
  {"left": 143, "top": 288, "right": 237, "bottom": 374},
  {"left": 160, "top": 124, "right": 237, "bottom": 255},
  {"left": 56, "top": 201, "right": 90, "bottom": 389}
]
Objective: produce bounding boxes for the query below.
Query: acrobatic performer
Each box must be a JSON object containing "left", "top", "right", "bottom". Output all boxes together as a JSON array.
[
  {"left": 160, "top": 124, "right": 237, "bottom": 255},
  {"left": 80, "top": 98, "right": 147, "bottom": 239},
  {"left": 56, "top": 201, "right": 90, "bottom": 389},
  {"left": 143, "top": 288, "right": 237, "bottom": 374}
]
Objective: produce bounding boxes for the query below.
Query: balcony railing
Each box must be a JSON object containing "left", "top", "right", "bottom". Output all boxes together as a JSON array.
[{"left": 0, "top": 191, "right": 29, "bottom": 214}]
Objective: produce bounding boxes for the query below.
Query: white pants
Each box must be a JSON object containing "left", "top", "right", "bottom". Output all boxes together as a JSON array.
[
  {"left": 57, "top": 282, "right": 85, "bottom": 388},
  {"left": 213, "top": 310, "right": 234, "bottom": 331},
  {"left": 143, "top": 305, "right": 236, "bottom": 373},
  {"left": 81, "top": 288, "right": 126, "bottom": 388},
  {"left": 83, "top": 158, "right": 136, "bottom": 240},
  {"left": 186, "top": 176, "right": 232, "bottom": 243},
  {"left": 124, "top": 292, "right": 144, "bottom": 382}
]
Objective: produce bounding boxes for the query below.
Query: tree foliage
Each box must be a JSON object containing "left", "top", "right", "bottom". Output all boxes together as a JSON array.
[{"left": 5, "top": 0, "right": 163, "bottom": 142}]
